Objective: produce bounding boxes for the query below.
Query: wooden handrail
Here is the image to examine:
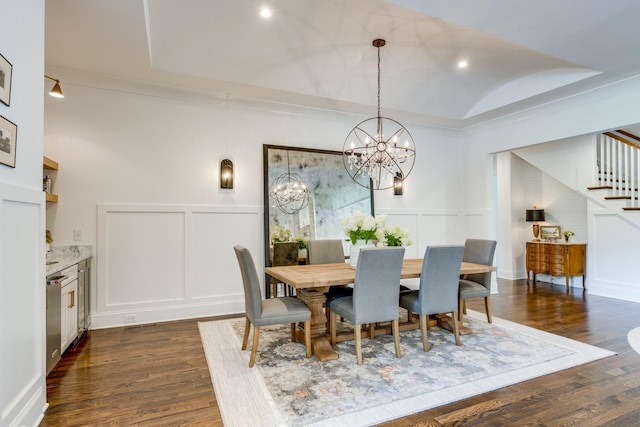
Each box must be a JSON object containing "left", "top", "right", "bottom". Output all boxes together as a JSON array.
[{"left": 603, "top": 131, "right": 640, "bottom": 151}]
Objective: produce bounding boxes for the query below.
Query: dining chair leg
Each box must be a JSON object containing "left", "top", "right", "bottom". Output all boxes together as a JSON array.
[
  {"left": 369, "top": 323, "right": 375, "bottom": 339},
  {"left": 354, "top": 323, "right": 363, "bottom": 365},
  {"left": 392, "top": 319, "right": 401, "bottom": 358},
  {"left": 330, "top": 312, "right": 337, "bottom": 345},
  {"left": 241, "top": 317, "right": 251, "bottom": 350},
  {"left": 249, "top": 326, "right": 260, "bottom": 368},
  {"left": 451, "top": 311, "right": 461, "bottom": 346},
  {"left": 419, "top": 314, "right": 430, "bottom": 351},
  {"left": 463, "top": 300, "right": 467, "bottom": 314},
  {"left": 304, "top": 320, "right": 311, "bottom": 358},
  {"left": 485, "top": 297, "right": 492, "bottom": 323},
  {"left": 290, "top": 323, "right": 296, "bottom": 341},
  {"left": 458, "top": 299, "right": 464, "bottom": 323}
]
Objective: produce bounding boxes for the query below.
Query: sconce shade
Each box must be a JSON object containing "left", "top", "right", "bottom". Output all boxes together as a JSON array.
[
  {"left": 526, "top": 209, "right": 545, "bottom": 222},
  {"left": 393, "top": 172, "right": 403, "bottom": 196},
  {"left": 220, "top": 159, "right": 233, "bottom": 189},
  {"left": 45, "top": 75, "right": 64, "bottom": 98}
]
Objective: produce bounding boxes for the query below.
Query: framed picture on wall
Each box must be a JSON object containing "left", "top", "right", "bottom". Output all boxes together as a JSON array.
[
  {"left": 0, "top": 114, "right": 17, "bottom": 168},
  {"left": 0, "top": 53, "right": 12, "bottom": 106},
  {"left": 540, "top": 225, "right": 561, "bottom": 240}
]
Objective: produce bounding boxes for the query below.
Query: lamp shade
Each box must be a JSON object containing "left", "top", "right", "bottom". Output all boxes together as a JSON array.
[{"left": 526, "top": 209, "right": 545, "bottom": 222}]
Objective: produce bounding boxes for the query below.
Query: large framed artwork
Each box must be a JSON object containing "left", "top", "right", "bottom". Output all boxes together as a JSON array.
[
  {"left": 263, "top": 144, "right": 373, "bottom": 266},
  {"left": 0, "top": 115, "right": 17, "bottom": 168},
  {"left": 0, "top": 53, "right": 12, "bottom": 106}
]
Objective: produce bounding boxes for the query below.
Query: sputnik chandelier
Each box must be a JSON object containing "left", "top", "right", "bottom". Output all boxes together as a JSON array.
[
  {"left": 343, "top": 39, "right": 416, "bottom": 190},
  {"left": 271, "top": 151, "right": 309, "bottom": 214}
]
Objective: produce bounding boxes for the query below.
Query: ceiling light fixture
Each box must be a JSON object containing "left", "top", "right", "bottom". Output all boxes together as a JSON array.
[
  {"left": 44, "top": 75, "right": 64, "bottom": 98},
  {"left": 271, "top": 151, "right": 309, "bottom": 214},
  {"left": 458, "top": 60, "right": 468, "bottom": 69},
  {"left": 343, "top": 39, "right": 416, "bottom": 190},
  {"left": 260, "top": 7, "right": 272, "bottom": 18}
]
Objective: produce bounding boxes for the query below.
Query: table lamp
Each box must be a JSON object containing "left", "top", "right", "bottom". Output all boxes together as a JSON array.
[{"left": 526, "top": 207, "right": 545, "bottom": 241}]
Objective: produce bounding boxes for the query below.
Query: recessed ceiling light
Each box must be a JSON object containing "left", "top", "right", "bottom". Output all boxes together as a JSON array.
[
  {"left": 260, "top": 7, "right": 272, "bottom": 18},
  {"left": 458, "top": 60, "right": 469, "bottom": 69}
]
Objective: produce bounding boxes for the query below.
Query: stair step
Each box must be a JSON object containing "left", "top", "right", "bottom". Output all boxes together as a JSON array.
[
  {"left": 587, "top": 186, "right": 613, "bottom": 190},
  {"left": 623, "top": 207, "right": 640, "bottom": 211},
  {"left": 604, "top": 196, "right": 631, "bottom": 200}
]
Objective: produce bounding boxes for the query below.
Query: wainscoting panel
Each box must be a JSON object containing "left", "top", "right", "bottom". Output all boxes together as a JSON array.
[
  {"left": 191, "top": 210, "right": 259, "bottom": 299},
  {"left": 0, "top": 184, "right": 46, "bottom": 427},
  {"left": 95, "top": 204, "right": 261, "bottom": 328},
  {"left": 588, "top": 212, "right": 640, "bottom": 301},
  {"left": 104, "top": 210, "right": 186, "bottom": 306},
  {"left": 379, "top": 209, "right": 468, "bottom": 257}
]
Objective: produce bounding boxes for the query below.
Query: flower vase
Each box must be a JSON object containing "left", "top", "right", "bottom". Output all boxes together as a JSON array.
[
  {"left": 349, "top": 240, "right": 373, "bottom": 269},
  {"left": 564, "top": 236, "right": 570, "bottom": 243}
]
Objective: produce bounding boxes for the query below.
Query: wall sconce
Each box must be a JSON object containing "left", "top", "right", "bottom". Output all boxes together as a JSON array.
[
  {"left": 393, "top": 172, "right": 403, "bottom": 196},
  {"left": 525, "top": 206, "right": 545, "bottom": 241},
  {"left": 220, "top": 159, "right": 233, "bottom": 189},
  {"left": 44, "top": 75, "right": 64, "bottom": 98}
]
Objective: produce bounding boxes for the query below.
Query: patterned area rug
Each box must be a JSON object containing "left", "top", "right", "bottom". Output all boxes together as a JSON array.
[{"left": 198, "top": 311, "right": 615, "bottom": 427}]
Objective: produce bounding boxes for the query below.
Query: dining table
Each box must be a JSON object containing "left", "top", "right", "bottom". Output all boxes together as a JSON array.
[{"left": 265, "top": 258, "right": 496, "bottom": 361}]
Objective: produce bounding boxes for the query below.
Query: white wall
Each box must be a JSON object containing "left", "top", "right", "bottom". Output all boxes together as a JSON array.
[
  {"left": 0, "top": 1, "right": 47, "bottom": 427},
  {"left": 44, "top": 75, "right": 464, "bottom": 328}
]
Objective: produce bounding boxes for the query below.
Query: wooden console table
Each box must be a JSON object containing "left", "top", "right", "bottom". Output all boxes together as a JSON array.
[{"left": 526, "top": 241, "right": 586, "bottom": 288}]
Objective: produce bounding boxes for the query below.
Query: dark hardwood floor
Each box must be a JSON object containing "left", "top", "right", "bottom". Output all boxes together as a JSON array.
[{"left": 41, "top": 279, "right": 640, "bottom": 426}]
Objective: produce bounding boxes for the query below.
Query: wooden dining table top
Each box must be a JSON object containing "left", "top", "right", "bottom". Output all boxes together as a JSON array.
[{"left": 265, "top": 258, "right": 496, "bottom": 290}]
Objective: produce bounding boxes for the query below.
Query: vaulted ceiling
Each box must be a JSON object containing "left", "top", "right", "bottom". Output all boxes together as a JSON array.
[{"left": 45, "top": 0, "right": 640, "bottom": 128}]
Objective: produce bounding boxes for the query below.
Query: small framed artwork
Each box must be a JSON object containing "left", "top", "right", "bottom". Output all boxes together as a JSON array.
[
  {"left": 540, "top": 225, "right": 561, "bottom": 241},
  {"left": 0, "top": 114, "right": 17, "bottom": 168},
  {"left": 0, "top": 53, "right": 12, "bottom": 106}
]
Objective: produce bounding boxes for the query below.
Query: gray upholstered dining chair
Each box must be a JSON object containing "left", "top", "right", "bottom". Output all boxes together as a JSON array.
[
  {"left": 307, "top": 239, "right": 345, "bottom": 264},
  {"left": 458, "top": 239, "right": 497, "bottom": 324},
  {"left": 268, "top": 241, "right": 300, "bottom": 298},
  {"left": 234, "top": 245, "right": 311, "bottom": 367},
  {"left": 307, "top": 239, "right": 351, "bottom": 322},
  {"left": 399, "top": 245, "right": 465, "bottom": 351},
  {"left": 328, "top": 247, "right": 405, "bottom": 365}
]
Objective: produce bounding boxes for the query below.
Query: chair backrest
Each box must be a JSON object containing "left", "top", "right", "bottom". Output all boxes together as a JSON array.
[
  {"left": 272, "top": 242, "right": 300, "bottom": 266},
  {"left": 233, "top": 245, "right": 262, "bottom": 322},
  {"left": 352, "top": 247, "right": 405, "bottom": 324},
  {"left": 419, "top": 246, "right": 465, "bottom": 314},
  {"left": 462, "top": 239, "right": 497, "bottom": 289},
  {"left": 307, "top": 239, "right": 345, "bottom": 264}
]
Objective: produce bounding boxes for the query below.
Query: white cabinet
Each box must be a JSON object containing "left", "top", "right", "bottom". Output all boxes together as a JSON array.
[{"left": 59, "top": 265, "right": 78, "bottom": 352}]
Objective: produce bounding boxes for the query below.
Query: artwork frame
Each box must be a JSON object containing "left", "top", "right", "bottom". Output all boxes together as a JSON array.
[
  {"left": 263, "top": 144, "right": 374, "bottom": 267},
  {"left": 0, "top": 53, "right": 12, "bottom": 107},
  {"left": 0, "top": 115, "right": 17, "bottom": 168},
  {"left": 540, "top": 225, "right": 561, "bottom": 241}
]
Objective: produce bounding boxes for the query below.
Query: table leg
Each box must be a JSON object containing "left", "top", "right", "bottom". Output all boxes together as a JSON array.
[
  {"left": 437, "top": 314, "right": 473, "bottom": 335},
  {"left": 296, "top": 288, "right": 339, "bottom": 361}
]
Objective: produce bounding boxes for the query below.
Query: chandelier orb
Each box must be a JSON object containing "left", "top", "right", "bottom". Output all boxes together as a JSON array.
[{"left": 343, "top": 39, "right": 416, "bottom": 190}]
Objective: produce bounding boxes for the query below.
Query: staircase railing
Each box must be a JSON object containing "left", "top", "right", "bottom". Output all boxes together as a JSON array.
[{"left": 594, "top": 130, "right": 640, "bottom": 210}]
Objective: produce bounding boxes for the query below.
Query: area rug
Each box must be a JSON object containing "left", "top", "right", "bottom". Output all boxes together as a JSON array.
[{"left": 198, "top": 311, "right": 615, "bottom": 427}]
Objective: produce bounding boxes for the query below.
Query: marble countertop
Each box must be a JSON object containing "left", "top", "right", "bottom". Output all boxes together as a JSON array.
[{"left": 46, "top": 245, "right": 94, "bottom": 276}]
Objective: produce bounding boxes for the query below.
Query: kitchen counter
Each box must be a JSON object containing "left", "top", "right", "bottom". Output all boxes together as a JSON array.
[{"left": 46, "top": 245, "right": 93, "bottom": 276}]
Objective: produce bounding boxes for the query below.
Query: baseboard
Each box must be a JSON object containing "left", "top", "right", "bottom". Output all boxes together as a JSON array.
[{"left": 91, "top": 298, "right": 244, "bottom": 329}]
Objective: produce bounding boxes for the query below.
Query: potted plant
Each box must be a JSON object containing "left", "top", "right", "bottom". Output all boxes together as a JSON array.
[
  {"left": 563, "top": 230, "right": 574, "bottom": 242},
  {"left": 341, "top": 211, "right": 387, "bottom": 268},
  {"left": 376, "top": 225, "right": 413, "bottom": 247}
]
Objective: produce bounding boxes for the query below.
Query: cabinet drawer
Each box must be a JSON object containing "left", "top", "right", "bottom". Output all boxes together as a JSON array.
[{"left": 550, "top": 245, "right": 566, "bottom": 255}]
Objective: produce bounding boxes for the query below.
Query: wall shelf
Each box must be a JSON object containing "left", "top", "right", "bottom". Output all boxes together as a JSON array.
[
  {"left": 43, "top": 156, "right": 59, "bottom": 170},
  {"left": 43, "top": 156, "right": 59, "bottom": 203}
]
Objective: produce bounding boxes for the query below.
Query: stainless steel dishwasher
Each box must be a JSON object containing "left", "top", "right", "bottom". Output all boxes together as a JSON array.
[{"left": 46, "top": 273, "right": 64, "bottom": 375}]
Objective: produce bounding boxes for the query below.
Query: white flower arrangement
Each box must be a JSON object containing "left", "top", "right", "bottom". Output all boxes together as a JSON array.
[
  {"left": 270, "top": 226, "right": 291, "bottom": 243},
  {"left": 376, "top": 225, "right": 413, "bottom": 247},
  {"left": 341, "top": 211, "right": 387, "bottom": 245}
]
